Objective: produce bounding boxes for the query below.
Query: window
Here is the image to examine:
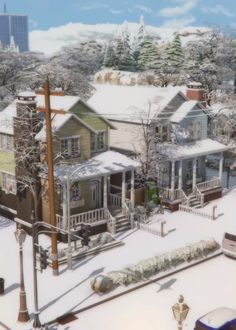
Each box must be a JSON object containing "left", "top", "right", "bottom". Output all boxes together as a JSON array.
[
  {"left": 60, "top": 136, "right": 80, "bottom": 158},
  {"left": 2, "top": 172, "right": 16, "bottom": 194},
  {"left": 186, "top": 160, "right": 192, "bottom": 179},
  {"left": 97, "top": 132, "right": 105, "bottom": 150},
  {"left": 187, "top": 122, "right": 201, "bottom": 140},
  {"left": 91, "top": 134, "right": 96, "bottom": 152},
  {"left": 0, "top": 134, "right": 14, "bottom": 151},
  {"left": 91, "top": 132, "right": 106, "bottom": 152},
  {"left": 70, "top": 182, "right": 80, "bottom": 201}
]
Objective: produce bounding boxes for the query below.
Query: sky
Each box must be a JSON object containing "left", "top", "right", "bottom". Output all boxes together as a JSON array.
[{"left": 2, "top": 0, "right": 236, "bottom": 31}]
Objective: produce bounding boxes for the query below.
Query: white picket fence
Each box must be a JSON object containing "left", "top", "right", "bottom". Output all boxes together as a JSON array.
[
  {"left": 179, "top": 204, "right": 213, "bottom": 220},
  {"left": 138, "top": 222, "right": 160, "bottom": 236}
]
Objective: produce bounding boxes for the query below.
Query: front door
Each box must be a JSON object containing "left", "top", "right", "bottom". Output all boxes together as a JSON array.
[{"left": 91, "top": 181, "right": 100, "bottom": 209}]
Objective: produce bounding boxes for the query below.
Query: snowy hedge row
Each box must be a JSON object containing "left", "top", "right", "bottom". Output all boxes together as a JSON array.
[{"left": 92, "top": 238, "right": 218, "bottom": 291}]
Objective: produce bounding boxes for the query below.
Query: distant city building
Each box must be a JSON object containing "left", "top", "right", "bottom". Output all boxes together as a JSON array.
[{"left": 0, "top": 3, "right": 29, "bottom": 52}]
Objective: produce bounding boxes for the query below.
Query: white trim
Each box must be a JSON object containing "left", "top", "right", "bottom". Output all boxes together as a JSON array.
[{"left": 0, "top": 204, "right": 17, "bottom": 215}]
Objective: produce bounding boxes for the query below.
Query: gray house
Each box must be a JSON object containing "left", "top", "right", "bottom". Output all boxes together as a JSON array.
[{"left": 88, "top": 82, "right": 229, "bottom": 210}]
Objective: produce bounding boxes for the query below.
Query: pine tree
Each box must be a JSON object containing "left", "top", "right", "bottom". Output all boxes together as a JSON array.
[
  {"left": 164, "top": 35, "right": 183, "bottom": 71},
  {"left": 113, "top": 37, "right": 135, "bottom": 71},
  {"left": 103, "top": 42, "right": 116, "bottom": 68},
  {"left": 138, "top": 35, "right": 160, "bottom": 71},
  {"left": 132, "top": 15, "right": 145, "bottom": 67}
]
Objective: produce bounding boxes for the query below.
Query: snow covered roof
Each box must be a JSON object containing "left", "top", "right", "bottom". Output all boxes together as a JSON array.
[
  {"left": 0, "top": 93, "right": 102, "bottom": 136},
  {"left": 35, "top": 113, "right": 98, "bottom": 141},
  {"left": 36, "top": 94, "right": 80, "bottom": 111},
  {"left": 158, "top": 139, "right": 229, "bottom": 160},
  {"left": 198, "top": 307, "right": 236, "bottom": 328},
  {"left": 88, "top": 84, "right": 186, "bottom": 124},
  {"left": 54, "top": 151, "right": 140, "bottom": 181},
  {"left": 170, "top": 100, "right": 200, "bottom": 123},
  {"left": 0, "top": 100, "right": 17, "bottom": 135}
]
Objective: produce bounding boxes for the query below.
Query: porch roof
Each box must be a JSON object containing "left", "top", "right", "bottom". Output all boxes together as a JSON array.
[
  {"left": 158, "top": 138, "right": 230, "bottom": 160},
  {"left": 54, "top": 151, "right": 140, "bottom": 182}
]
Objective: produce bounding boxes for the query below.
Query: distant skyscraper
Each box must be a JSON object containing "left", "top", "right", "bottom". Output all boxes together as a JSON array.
[{"left": 0, "top": 3, "right": 29, "bottom": 52}]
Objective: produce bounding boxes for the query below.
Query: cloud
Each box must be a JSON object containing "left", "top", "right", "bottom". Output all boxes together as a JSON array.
[
  {"left": 109, "top": 9, "right": 122, "bottom": 14},
  {"left": 159, "top": 0, "right": 198, "bottom": 17},
  {"left": 162, "top": 17, "right": 196, "bottom": 29},
  {"left": 202, "top": 5, "right": 234, "bottom": 17},
  {"left": 29, "top": 19, "right": 38, "bottom": 29},
  {"left": 80, "top": 3, "right": 109, "bottom": 10},
  {"left": 134, "top": 5, "right": 152, "bottom": 14}
]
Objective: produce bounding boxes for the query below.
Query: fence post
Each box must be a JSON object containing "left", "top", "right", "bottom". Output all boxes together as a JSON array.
[
  {"left": 212, "top": 205, "right": 217, "bottom": 220},
  {"left": 160, "top": 221, "right": 166, "bottom": 237}
]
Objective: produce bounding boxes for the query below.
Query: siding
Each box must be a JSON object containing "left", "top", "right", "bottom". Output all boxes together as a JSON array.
[
  {"left": 71, "top": 102, "right": 109, "bottom": 148},
  {"left": 0, "top": 150, "right": 15, "bottom": 186},
  {"left": 53, "top": 116, "right": 91, "bottom": 162},
  {"left": 179, "top": 104, "right": 208, "bottom": 140}
]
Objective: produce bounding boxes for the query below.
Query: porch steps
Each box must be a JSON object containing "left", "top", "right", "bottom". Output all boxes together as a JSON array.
[
  {"left": 188, "top": 195, "right": 201, "bottom": 209},
  {"left": 115, "top": 214, "right": 131, "bottom": 233}
]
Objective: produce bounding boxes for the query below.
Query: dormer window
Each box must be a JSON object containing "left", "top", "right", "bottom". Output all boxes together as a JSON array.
[
  {"left": 61, "top": 136, "right": 80, "bottom": 158},
  {"left": 91, "top": 131, "right": 106, "bottom": 152}
]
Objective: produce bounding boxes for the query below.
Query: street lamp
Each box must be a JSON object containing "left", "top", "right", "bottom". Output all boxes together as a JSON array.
[
  {"left": 172, "top": 295, "right": 190, "bottom": 330},
  {"left": 14, "top": 228, "right": 30, "bottom": 323}
]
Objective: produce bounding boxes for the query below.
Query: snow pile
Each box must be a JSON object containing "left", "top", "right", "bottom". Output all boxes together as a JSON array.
[
  {"left": 94, "top": 69, "right": 160, "bottom": 86},
  {"left": 92, "top": 238, "right": 218, "bottom": 290}
]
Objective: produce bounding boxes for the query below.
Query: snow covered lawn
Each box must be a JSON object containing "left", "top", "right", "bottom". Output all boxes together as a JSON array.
[{"left": 0, "top": 187, "right": 236, "bottom": 329}]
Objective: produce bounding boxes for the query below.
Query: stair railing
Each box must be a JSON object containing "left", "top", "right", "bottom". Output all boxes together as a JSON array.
[
  {"left": 105, "top": 208, "right": 116, "bottom": 235},
  {"left": 194, "top": 185, "right": 204, "bottom": 208}
]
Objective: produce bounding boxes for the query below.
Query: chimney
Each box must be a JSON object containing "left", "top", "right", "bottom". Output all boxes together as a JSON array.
[
  {"left": 16, "top": 92, "right": 37, "bottom": 117},
  {"left": 186, "top": 82, "right": 205, "bottom": 102},
  {"left": 35, "top": 87, "right": 65, "bottom": 96}
]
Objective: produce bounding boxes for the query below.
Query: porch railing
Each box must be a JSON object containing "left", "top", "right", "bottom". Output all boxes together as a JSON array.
[
  {"left": 194, "top": 185, "right": 204, "bottom": 207},
  {"left": 56, "top": 208, "right": 106, "bottom": 229},
  {"left": 105, "top": 208, "right": 116, "bottom": 234},
  {"left": 108, "top": 193, "right": 122, "bottom": 208},
  {"left": 163, "top": 188, "right": 189, "bottom": 205},
  {"left": 196, "top": 178, "right": 221, "bottom": 191}
]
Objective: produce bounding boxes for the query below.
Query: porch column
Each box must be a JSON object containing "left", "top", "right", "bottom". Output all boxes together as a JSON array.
[
  {"left": 62, "top": 180, "right": 68, "bottom": 230},
  {"left": 122, "top": 171, "right": 126, "bottom": 207},
  {"left": 219, "top": 152, "right": 224, "bottom": 183},
  {"left": 192, "top": 158, "right": 197, "bottom": 190},
  {"left": 178, "top": 160, "right": 183, "bottom": 190},
  {"left": 131, "top": 169, "right": 135, "bottom": 210},
  {"left": 171, "top": 161, "right": 175, "bottom": 191},
  {"left": 103, "top": 176, "right": 108, "bottom": 209}
]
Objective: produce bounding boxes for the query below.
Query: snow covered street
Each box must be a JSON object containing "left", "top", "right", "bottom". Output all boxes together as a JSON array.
[{"left": 0, "top": 186, "right": 236, "bottom": 329}]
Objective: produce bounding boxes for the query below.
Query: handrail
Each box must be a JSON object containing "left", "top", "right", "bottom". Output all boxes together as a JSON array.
[
  {"left": 163, "top": 188, "right": 189, "bottom": 205},
  {"left": 105, "top": 208, "right": 116, "bottom": 234},
  {"left": 194, "top": 185, "right": 204, "bottom": 207},
  {"left": 196, "top": 178, "right": 221, "bottom": 191},
  {"left": 108, "top": 193, "right": 122, "bottom": 208},
  {"left": 56, "top": 208, "right": 106, "bottom": 229}
]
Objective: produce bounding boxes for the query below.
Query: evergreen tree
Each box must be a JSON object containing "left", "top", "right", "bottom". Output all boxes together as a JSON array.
[
  {"left": 164, "top": 35, "right": 183, "bottom": 71},
  {"left": 113, "top": 37, "right": 135, "bottom": 71},
  {"left": 103, "top": 42, "right": 116, "bottom": 68},
  {"left": 138, "top": 35, "right": 160, "bottom": 71},
  {"left": 132, "top": 15, "right": 145, "bottom": 67}
]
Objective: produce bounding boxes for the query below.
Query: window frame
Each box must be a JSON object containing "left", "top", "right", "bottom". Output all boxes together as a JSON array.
[
  {"left": 1, "top": 171, "right": 17, "bottom": 194},
  {"left": 60, "top": 135, "right": 80, "bottom": 159}
]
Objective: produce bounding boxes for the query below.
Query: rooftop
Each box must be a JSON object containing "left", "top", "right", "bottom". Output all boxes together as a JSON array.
[
  {"left": 158, "top": 138, "right": 230, "bottom": 160},
  {"left": 54, "top": 151, "right": 140, "bottom": 181},
  {"left": 88, "top": 84, "right": 187, "bottom": 124}
]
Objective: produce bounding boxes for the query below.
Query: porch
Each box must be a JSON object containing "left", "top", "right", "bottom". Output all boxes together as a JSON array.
[
  {"left": 54, "top": 151, "right": 140, "bottom": 234},
  {"left": 158, "top": 139, "right": 229, "bottom": 210}
]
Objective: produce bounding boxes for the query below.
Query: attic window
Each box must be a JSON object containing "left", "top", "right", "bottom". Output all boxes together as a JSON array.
[
  {"left": 2, "top": 172, "right": 16, "bottom": 194},
  {"left": 61, "top": 136, "right": 80, "bottom": 159}
]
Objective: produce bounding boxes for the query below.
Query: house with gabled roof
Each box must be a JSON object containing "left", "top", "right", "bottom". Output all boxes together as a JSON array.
[
  {"left": 0, "top": 89, "right": 140, "bottom": 234},
  {"left": 88, "top": 82, "right": 230, "bottom": 210}
]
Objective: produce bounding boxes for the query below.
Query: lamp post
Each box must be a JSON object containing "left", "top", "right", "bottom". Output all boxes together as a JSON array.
[
  {"left": 172, "top": 295, "right": 190, "bottom": 330},
  {"left": 14, "top": 228, "right": 30, "bottom": 323}
]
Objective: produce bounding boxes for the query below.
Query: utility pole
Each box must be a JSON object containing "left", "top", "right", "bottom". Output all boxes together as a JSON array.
[{"left": 36, "top": 79, "right": 65, "bottom": 276}]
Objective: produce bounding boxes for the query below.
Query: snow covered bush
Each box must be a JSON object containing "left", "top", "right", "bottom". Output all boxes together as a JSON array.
[
  {"left": 104, "top": 238, "right": 218, "bottom": 287},
  {"left": 88, "top": 232, "right": 115, "bottom": 248}
]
